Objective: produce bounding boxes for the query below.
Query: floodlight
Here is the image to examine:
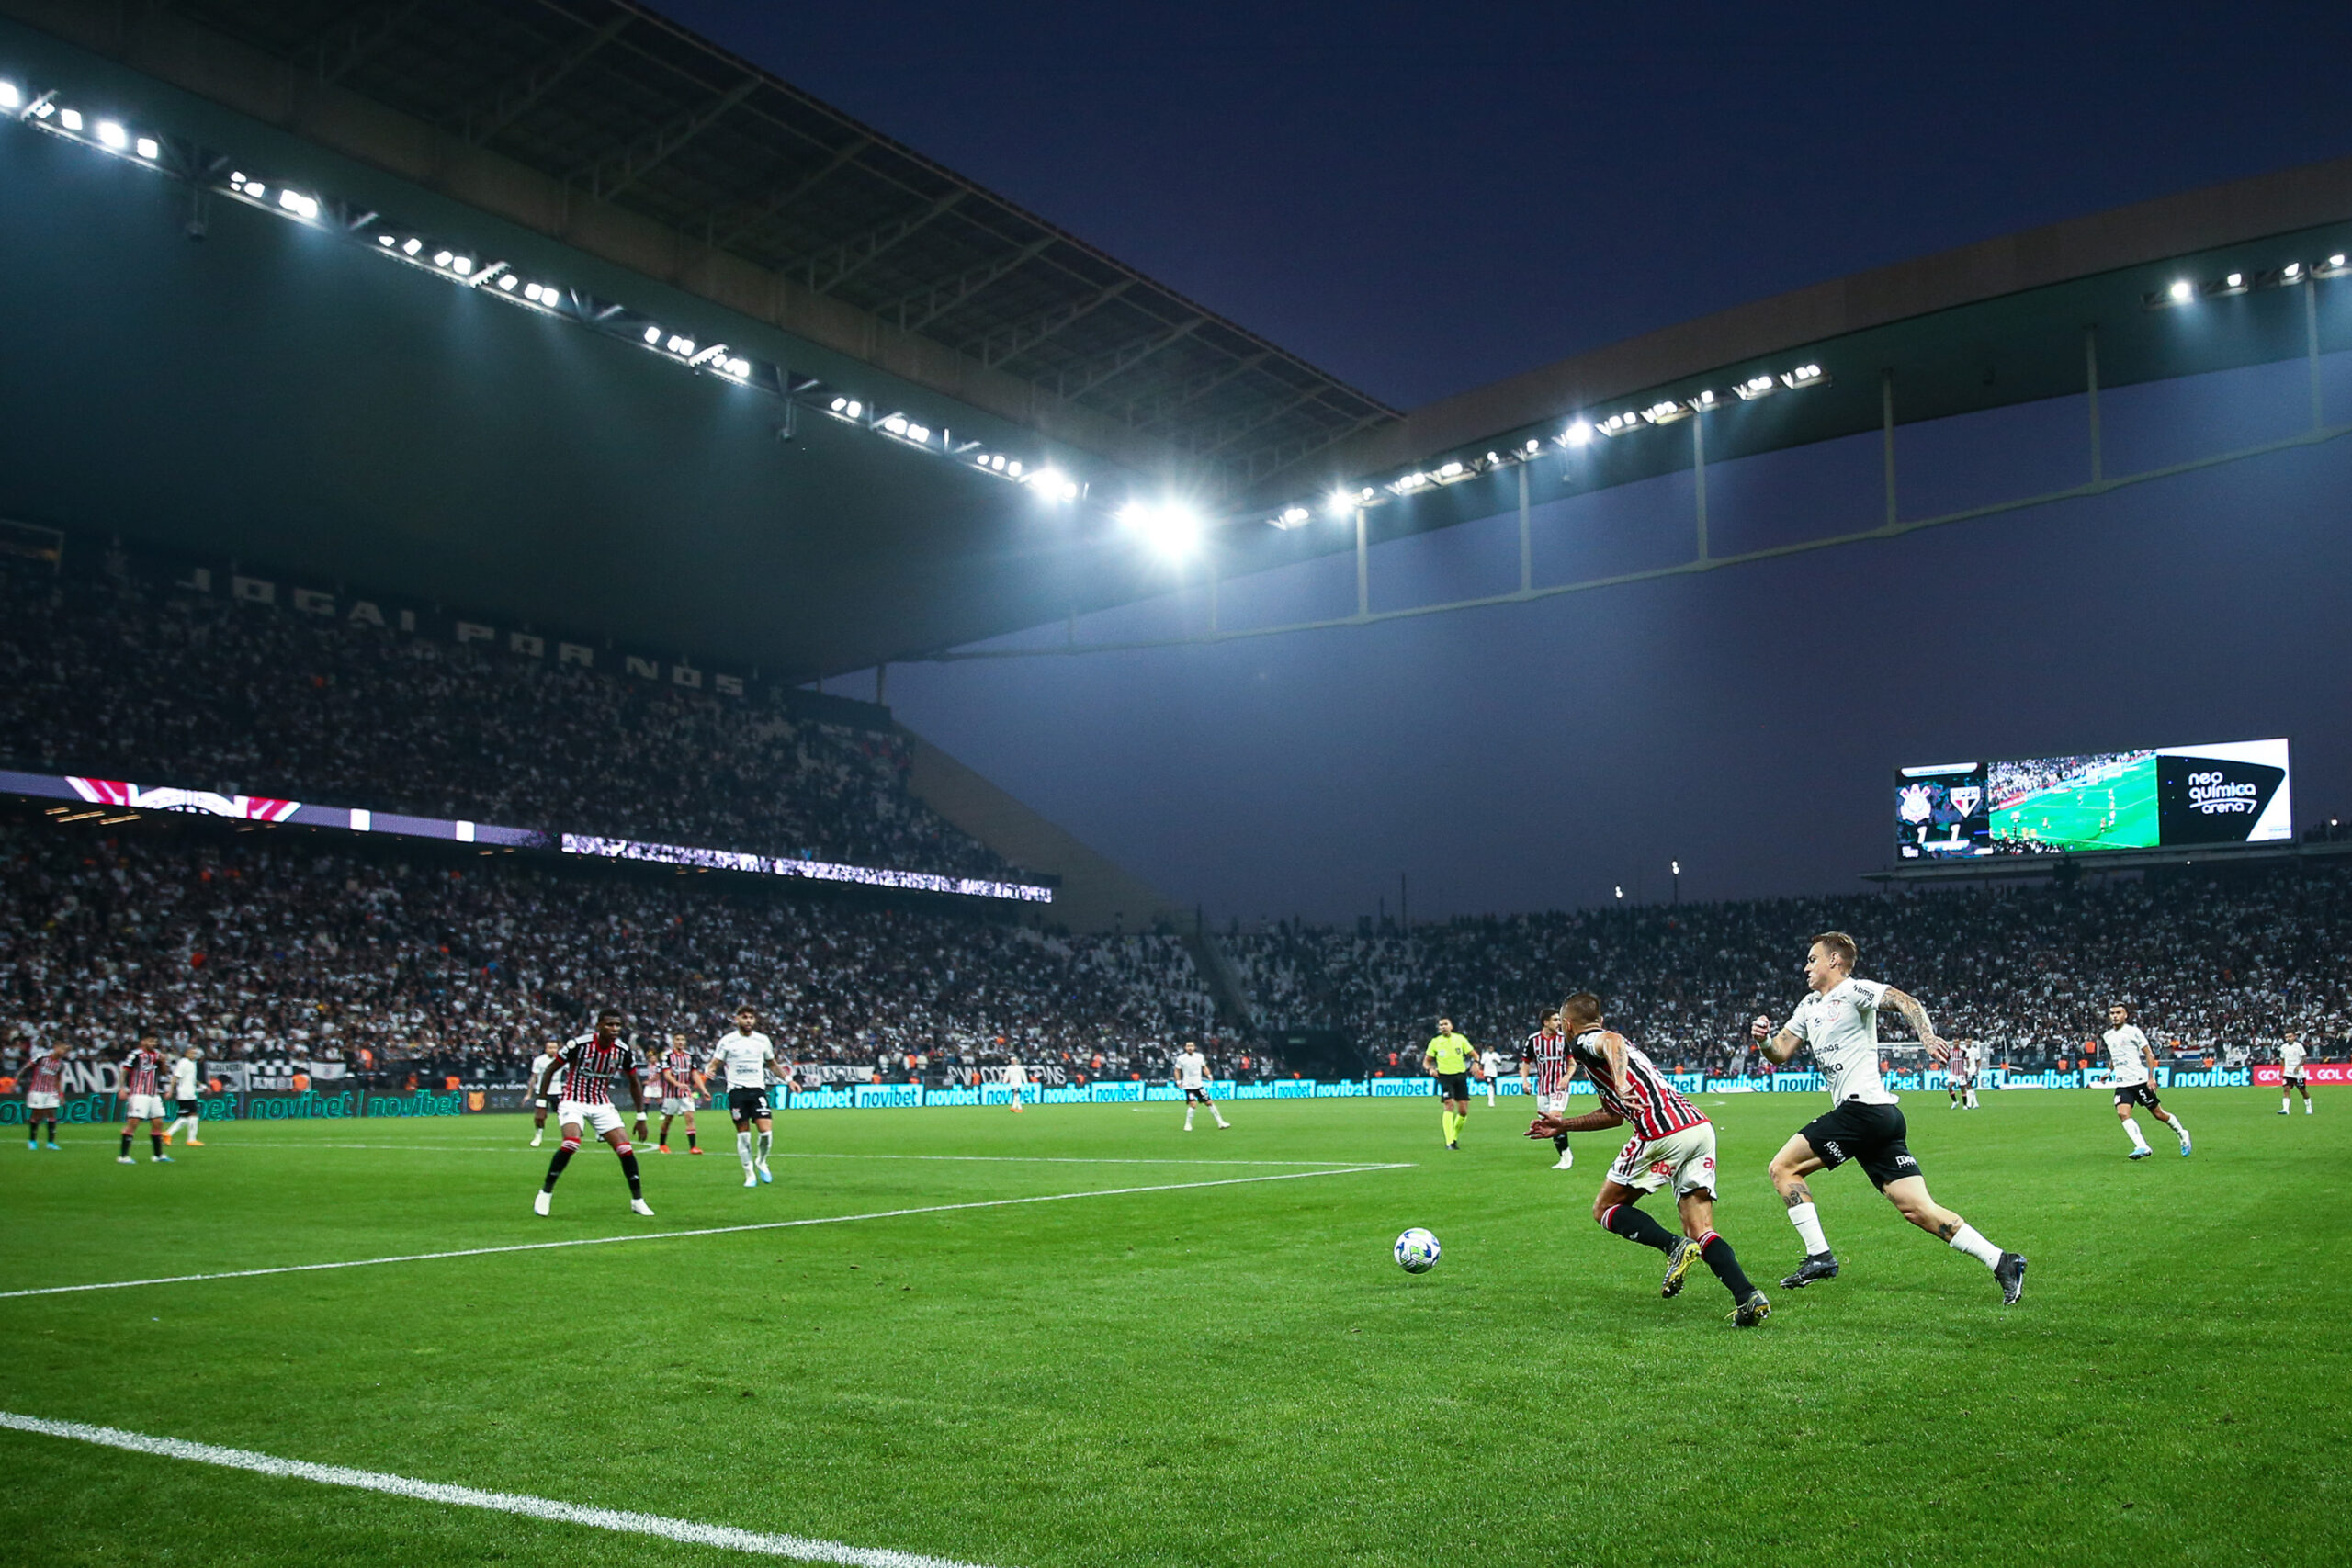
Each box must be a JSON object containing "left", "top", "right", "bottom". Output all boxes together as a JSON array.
[
  {"left": 1005, "top": 458, "right": 1021, "bottom": 475},
  {"left": 643, "top": 326, "right": 662, "bottom": 344},
  {"left": 135, "top": 136, "right": 158, "bottom": 160},
  {"left": 1564, "top": 419, "right": 1595, "bottom": 446},
  {"left": 880, "top": 413, "right": 910, "bottom": 434},
  {"left": 1781, "top": 363, "right": 1826, "bottom": 389},
  {"left": 2283, "top": 262, "right": 2303, "bottom": 281},
  {"left": 1326, "top": 491, "right": 1353, "bottom": 517},
  {"left": 1277, "top": 506, "right": 1310, "bottom": 526},
  {"left": 1437, "top": 460, "right": 1464, "bottom": 478},
  {"left": 378, "top": 234, "right": 396, "bottom": 247},
  {"left": 96, "top": 119, "right": 126, "bottom": 150},
  {"left": 450, "top": 255, "right": 473, "bottom": 276},
  {"left": 0, "top": 83, "right": 19, "bottom": 109},
  {"left": 2167, "top": 278, "right": 2194, "bottom": 302},
  {"left": 845, "top": 400, "right": 863, "bottom": 419},
  {"left": 1688, "top": 389, "right": 1720, "bottom": 412},
  {"left": 2334, "top": 254, "right": 2348, "bottom": 268},
  {"left": 991, "top": 455, "right": 1010, "bottom": 471},
  {"left": 434, "top": 250, "right": 454, "bottom": 267},
  {"left": 1640, "top": 399, "right": 1689, "bottom": 425},
  {"left": 57, "top": 107, "right": 80, "bottom": 130},
  {"left": 497, "top": 274, "right": 518, "bottom": 291},
  {"left": 723, "top": 357, "right": 751, "bottom": 378},
  {"left": 1117, "top": 500, "right": 1203, "bottom": 557},
  {"left": 1523, "top": 438, "right": 1541, "bottom": 454},
  {"left": 668, "top": 335, "right": 695, "bottom": 355},
  {"left": 401, "top": 237, "right": 422, "bottom": 255},
  {"left": 906, "top": 423, "right": 931, "bottom": 443},
  {"left": 28, "top": 100, "right": 52, "bottom": 119},
  {"left": 1392, "top": 471, "right": 1432, "bottom": 493},
  {"left": 1027, "top": 468, "right": 1079, "bottom": 502},
  {"left": 1733, "top": 374, "right": 1776, "bottom": 400},
  {"left": 2224, "top": 272, "right": 2243, "bottom": 288},
  {"left": 1596, "top": 412, "right": 1639, "bottom": 437}
]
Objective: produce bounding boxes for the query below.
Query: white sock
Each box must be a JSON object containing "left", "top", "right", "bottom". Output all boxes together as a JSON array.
[
  {"left": 186, "top": 1117, "right": 199, "bottom": 1138},
  {"left": 2283, "top": 1097, "right": 2291, "bottom": 1111},
  {"left": 1965, "top": 1090, "right": 1977, "bottom": 1109},
  {"left": 1215, "top": 1112, "right": 1229, "bottom": 1127},
  {"left": 2168, "top": 1116, "right": 2188, "bottom": 1145},
  {"left": 2306, "top": 1100, "right": 2313, "bottom": 1113},
  {"left": 756, "top": 1130, "right": 772, "bottom": 1165},
  {"left": 1947, "top": 1223, "right": 2002, "bottom": 1269},
  {"left": 1183, "top": 1111, "right": 1193, "bottom": 1129},
  {"left": 736, "top": 1131, "right": 753, "bottom": 1173},
  {"left": 164, "top": 1119, "right": 184, "bottom": 1140},
  {"left": 2124, "top": 1120, "right": 2150, "bottom": 1152},
  {"left": 1787, "top": 1201, "right": 1829, "bottom": 1257}
]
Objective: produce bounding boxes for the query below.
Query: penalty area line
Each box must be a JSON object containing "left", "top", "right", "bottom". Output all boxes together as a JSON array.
[
  {"left": 0, "top": 1410, "right": 999, "bottom": 1568},
  {"left": 0, "top": 1164, "right": 1412, "bottom": 1301}
]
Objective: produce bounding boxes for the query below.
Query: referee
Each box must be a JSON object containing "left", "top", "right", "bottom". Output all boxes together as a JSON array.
[{"left": 1425, "top": 1018, "right": 1476, "bottom": 1149}]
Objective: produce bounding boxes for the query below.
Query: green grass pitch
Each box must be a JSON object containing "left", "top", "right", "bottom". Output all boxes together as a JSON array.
[
  {"left": 5, "top": 1090, "right": 2346, "bottom": 1567},
  {"left": 1990, "top": 755, "right": 2160, "bottom": 852}
]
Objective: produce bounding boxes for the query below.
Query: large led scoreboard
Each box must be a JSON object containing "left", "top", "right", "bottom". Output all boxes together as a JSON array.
[{"left": 1897, "top": 739, "right": 2292, "bottom": 860}]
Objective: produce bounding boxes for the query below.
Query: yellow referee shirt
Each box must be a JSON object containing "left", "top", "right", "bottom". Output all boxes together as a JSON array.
[{"left": 1426, "top": 1033, "right": 1473, "bottom": 1074}]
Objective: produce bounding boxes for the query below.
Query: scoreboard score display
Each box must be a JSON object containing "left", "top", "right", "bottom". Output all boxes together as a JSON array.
[{"left": 1897, "top": 739, "right": 2292, "bottom": 859}]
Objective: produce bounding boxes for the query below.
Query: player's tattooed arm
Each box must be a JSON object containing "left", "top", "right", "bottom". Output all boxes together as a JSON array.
[
  {"left": 1883, "top": 987, "right": 1948, "bottom": 1060},
  {"left": 1751, "top": 1016, "right": 1803, "bottom": 1066}
]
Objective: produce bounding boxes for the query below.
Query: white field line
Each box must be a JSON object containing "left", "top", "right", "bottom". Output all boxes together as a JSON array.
[
  {"left": 0, "top": 1410, "right": 1001, "bottom": 1567},
  {"left": 207, "top": 1144, "right": 1377, "bottom": 1168},
  {"left": 0, "top": 1164, "right": 1410, "bottom": 1301}
]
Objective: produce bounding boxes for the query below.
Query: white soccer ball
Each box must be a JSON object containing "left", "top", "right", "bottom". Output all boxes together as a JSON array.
[{"left": 1394, "top": 1227, "right": 1442, "bottom": 1274}]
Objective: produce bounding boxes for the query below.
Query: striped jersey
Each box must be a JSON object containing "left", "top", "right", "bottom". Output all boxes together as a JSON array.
[
  {"left": 119, "top": 1048, "right": 164, "bottom": 1098},
  {"left": 26, "top": 1055, "right": 63, "bottom": 1096},
  {"left": 657, "top": 1046, "right": 696, "bottom": 1096},
  {"left": 557, "top": 1032, "right": 640, "bottom": 1107},
  {"left": 1523, "top": 1029, "right": 1572, "bottom": 1096},
  {"left": 1566, "top": 1027, "right": 1702, "bottom": 1141}
]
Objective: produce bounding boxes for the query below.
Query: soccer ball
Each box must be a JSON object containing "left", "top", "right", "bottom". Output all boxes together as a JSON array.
[{"left": 1394, "top": 1227, "right": 1442, "bottom": 1274}]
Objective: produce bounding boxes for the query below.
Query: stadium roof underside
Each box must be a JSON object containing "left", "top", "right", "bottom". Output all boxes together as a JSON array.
[{"left": 3, "top": 1, "right": 2348, "bottom": 679}]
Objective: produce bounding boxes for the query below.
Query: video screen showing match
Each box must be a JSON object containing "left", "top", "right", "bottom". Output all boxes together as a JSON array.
[{"left": 1897, "top": 739, "right": 2293, "bottom": 858}]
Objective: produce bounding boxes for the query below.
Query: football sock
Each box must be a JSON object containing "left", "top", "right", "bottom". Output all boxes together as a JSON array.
[
  {"left": 1965, "top": 1090, "right": 1978, "bottom": 1109},
  {"left": 1214, "top": 1111, "right": 1229, "bottom": 1127},
  {"left": 1947, "top": 1223, "right": 2002, "bottom": 1269},
  {"left": 1441, "top": 1111, "right": 1455, "bottom": 1143},
  {"left": 2124, "top": 1120, "right": 2150, "bottom": 1153},
  {"left": 756, "top": 1130, "right": 773, "bottom": 1166},
  {"left": 1183, "top": 1112, "right": 1194, "bottom": 1129},
  {"left": 2167, "top": 1115, "right": 2189, "bottom": 1145},
  {"left": 686, "top": 1133, "right": 697, "bottom": 1151},
  {"left": 1552, "top": 1133, "right": 1570, "bottom": 1154},
  {"left": 543, "top": 1142, "right": 578, "bottom": 1191},
  {"left": 150, "top": 1133, "right": 164, "bottom": 1157},
  {"left": 186, "top": 1115, "right": 200, "bottom": 1140},
  {"left": 1699, "top": 1232, "right": 1757, "bottom": 1302},
  {"left": 1601, "top": 1202, "right": 1679, "bottom": 1253},
  {"left": 618, "top": 1148, "right": 642, "bottom": 1199},
  {"left": 119, "top": 1132, "right": 132, "bottom": 1156},
  {"left": 1786, "top": 1201, "right": 1830, "bottom": 1257},
  {"left": 736, "top": 1131, "right": 754, "bottom": 1174}
]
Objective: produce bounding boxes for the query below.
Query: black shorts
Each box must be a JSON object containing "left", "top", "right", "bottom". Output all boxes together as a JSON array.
[
  {"left": 726, "top": 1087, "right": 772, "bottom": 1122},
  {"left": 176, "top": 1100, "right": 199, "bottom": 1116},
  {"left": 2284, "top": 1073, "right": 2306, "bottom": 1086},
  {"left": 1183, "top": 1087, "right": 1214, "bottom": 1103},
  {"left": 1435, "top": 1073, "right": 1471, "bottom": 1100},
  {"left": 1796, "top": 1100, "right": 1921, "bottom": 1190},
  {"left": 2113, "top": 1083, "right": 2164, "bottom": 1111}
]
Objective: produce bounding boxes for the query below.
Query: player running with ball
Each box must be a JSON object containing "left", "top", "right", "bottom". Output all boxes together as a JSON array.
[
  {"left": 533, "top": 1009, "right": 656, "bottom": 1218},
  {"left": 1751, "top": 931, "right": 2026, "bottom": 1304},
  {"left": 1528, "top": 993, "right": 1770, "bottom": 1326}
]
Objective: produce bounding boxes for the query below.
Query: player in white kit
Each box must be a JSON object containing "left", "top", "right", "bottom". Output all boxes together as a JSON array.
[
  {"left": 526, "top": 1039, "right": 563, "bottom": 1147},
  {"left": 1751, "top": 931, "right": 2026, "bottom": 1304},
  {"left": 1004, "top": 1056, "right": 1027, "bottom": 1113},
  {"left": 1173, "top": 1043, "right": 1228, "bottom": 1130},
  {"left": 163, "top": 1047, "right": 205, "bottom": 1146},
  {"left": 1478, "top": 1044, "right": 1502, "bottom": 1107},
  {"left": 2280, "top": 1032, "right": 2313, "bottom": 1114},
  {"left": 2103, "top": 1004, "right": 2189, "bottom": 1158},
  {"left": 707, "top": 1006, "right": 787, "bottom": 1187}
]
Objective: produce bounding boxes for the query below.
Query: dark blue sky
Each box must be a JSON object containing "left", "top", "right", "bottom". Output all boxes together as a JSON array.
[{"left": 664, "top": 1, "right": 2352, "bottom": 920}]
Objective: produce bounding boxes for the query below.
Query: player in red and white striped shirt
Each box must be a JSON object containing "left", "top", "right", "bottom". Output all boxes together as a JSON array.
[
  {"left": 21, "top": 1043, "right": 67, "bottom": 1151},
  {"left": 1518, "top": 1010, "right": 1574, "bottom": 1169},
  {"left": 633, "top": 1033, "right": 704, "bottom": 1155},
  {"left": 1527, "top": 993, "right": 1769, "bottom": 1326},
  {"left": 534, "top": 1009, "right": 655, "bottom": 1218},
  {"left": 117, "top": 1034, "right": 174, "bottom": 1165}
]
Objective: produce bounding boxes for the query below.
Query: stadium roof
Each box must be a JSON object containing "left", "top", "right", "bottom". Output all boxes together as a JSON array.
[{"left": 25, "top": 0, "right": 1396, "bottom": 498}]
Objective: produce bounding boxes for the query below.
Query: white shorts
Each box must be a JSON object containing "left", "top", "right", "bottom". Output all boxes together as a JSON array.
[
  {"left": 125, "top": 1093, "right": 167, "bottom": 1122},
  {"left": 26, "top": 1091, "right": 60, "bottom": 1111},
  {"left": 558, "top": 1100, "right": 624, "bottom": 1137},
  {"left": 1536, "top": 1090, "right": 1570, "bottom": 1117},
  {"left": 658, "top": 1096, "right": 693, "bottom": 1117},
  {"left": 1605, "top": 1122, "right": 1719, "bottom": 1199}
]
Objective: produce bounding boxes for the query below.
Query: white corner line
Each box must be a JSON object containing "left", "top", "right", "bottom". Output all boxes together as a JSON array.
[
  {"left": 0, "top": 1410, "right": 1000, "bottom": 1567},
  {"left": 0, "top": 1164, "right": 1413, "bottom": 1301}
]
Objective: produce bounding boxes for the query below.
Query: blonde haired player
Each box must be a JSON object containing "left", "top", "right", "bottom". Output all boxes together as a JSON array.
[
  {"left": 2103, "top": 1005, "right": 2188, "bottom": 1158},
  {"left": 1173, "top": 1043, "right": 1227, "bottom": 1130},
  {"left": 1004, "top": 1055, "right": 1027, "bottom": 1114}
]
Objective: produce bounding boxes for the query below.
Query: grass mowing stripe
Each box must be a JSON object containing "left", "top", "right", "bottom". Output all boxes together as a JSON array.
[
  {"left": 0, "top": 1411, "right": 1005, "bottom": 1567},
  {"left": 0, "top": 1162, "right": 1413, "bottom": 1300},
  {"left": 190, "top": 1145, "right": 1386, "bottom": 1167}
]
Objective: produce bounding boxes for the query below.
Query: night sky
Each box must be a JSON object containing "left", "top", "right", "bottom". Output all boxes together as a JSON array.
[{"left": 674, "top": 2, "right": 2352, "bottom": 921}]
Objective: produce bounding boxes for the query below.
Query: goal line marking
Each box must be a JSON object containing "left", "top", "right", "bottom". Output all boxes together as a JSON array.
[
  {"left": 0, "top": 1410, "right": 1001, "bottom": 1567},
  {"left": 0, "top": 1164, "right": 1410, "bottom": 1301}
]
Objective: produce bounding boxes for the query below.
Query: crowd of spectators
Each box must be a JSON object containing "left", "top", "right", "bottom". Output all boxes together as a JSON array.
[
  {"left": 1234, "top": 863, "right": 2352, "bottom": 1075},
  {"left": 0, "top": 562, "right": 1012, "bottom": 879},
  {"left": 0, "top": 818, "right": 1251, "bottom": 1093},
  {"left": 1987, "top": 752, "right": 2145, "bottom": 808}
]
